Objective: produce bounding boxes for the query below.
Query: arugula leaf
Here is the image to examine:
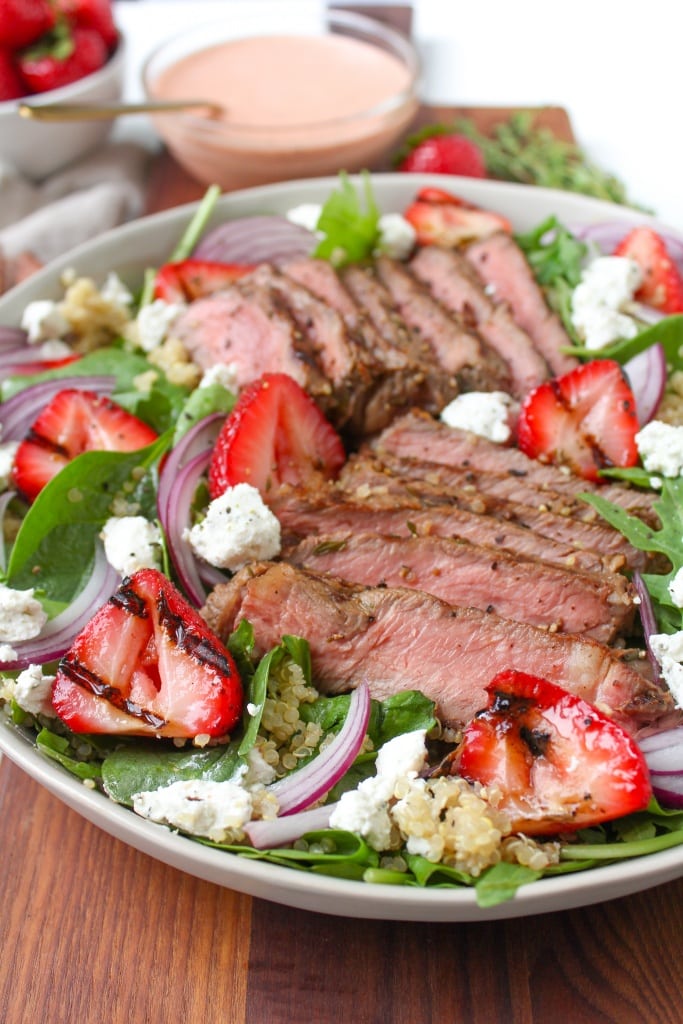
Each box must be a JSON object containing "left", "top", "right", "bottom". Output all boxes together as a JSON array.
[
  {"left": 515, "top": 216, "right": 588, "bottom": 340},
  {"left": 563, "top": 314, "right": 683, "bottom": 372},
  {"left": 102, "top": 741, "right": 245, "bottom": 806},
  {"left": 313, "top": 171, "right": 380, "bottom": 266}
]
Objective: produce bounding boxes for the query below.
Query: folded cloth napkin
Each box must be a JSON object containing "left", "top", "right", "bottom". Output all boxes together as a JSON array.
[{"left": 0, "top": 141, "right": 151, "bottom": 293}]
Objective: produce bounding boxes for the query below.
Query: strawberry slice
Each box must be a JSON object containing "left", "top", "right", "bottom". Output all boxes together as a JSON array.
[
  {"left": 403, "top": 186, "right": 511, "bottom": 246},
  {"left": 11, "top": 389, "right": 159, "bottom": 503},
  {"left": 516, "top": 358, "right": 639, "bottom": 482},
  {"left": 52, "top": 569, "right": 242, "bottom": 738},
  {"left": 613, "top": 226, "right": 683, "bottom": 314},
  {"left": 153, "top": 259, "right": 256, "bottom": 303},
  {"left": 208, "top": 372, "right": 346, "bottom": 500},
  {"left": 457, "top": 670, "right": 651, "bottom": 835}
]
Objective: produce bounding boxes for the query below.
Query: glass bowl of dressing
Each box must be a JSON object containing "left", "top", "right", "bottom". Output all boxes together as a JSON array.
[{"left": 141, "top": 7, "right": 420, "bottom": 190}]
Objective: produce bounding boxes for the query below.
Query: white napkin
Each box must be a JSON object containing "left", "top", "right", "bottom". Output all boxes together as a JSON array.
[{"left": 0, "top": 141, "right": 151, "bottom": 281}]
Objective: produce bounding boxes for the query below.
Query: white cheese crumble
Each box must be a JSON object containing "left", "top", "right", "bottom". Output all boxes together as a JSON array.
[
  {"left": 132, "top": 779, "right": 254, "bottom": 843},
  {"left": 38, "top": 339, "right": 72, "bottom": 360},
  {"left": 375, "top": 213, "right": 417, "bottom": 260},
  {"left": 0, "top": 643, "right": 17, "bottom": 662},
  {"left": 100, "top": 272, "right": 133, "bottom": 311},
  {"left": 649, "top": 631, "right": 683, "bottom": 709},
  {"left": 329, "top": 729, "right": 428, "bottom": 850},
  {"left": 100, "top": 516, "right": 162, "bottom": 577},
  {"left": 14, "top": 664, "right": 56, "bottom": 718},
  {"left": 20, "top": 300, "right": 70, "bottom": 344},
  {"left": 286, "top": 203, "right": 323, "bottom": 233},
  {"left": 440, "top": 391, "right": 515, "bottom": 443},
  {"left": 0, "top": 440, "right": 18, "bottom": 491},
  {"left": 198, "top": 362, "right": 239, "bottom": 392},
  {"left": 669, "top": 568, "right": 683, "bottom": 609},
  {"left": 635, "top": 420, "right": 683, "bottom": 477},
  {"left": 571, "top": 256, "right": 642, "bottom": 351},
  {"left": 184, "top": 483, "right": 281, "bottom": 572},
  {"left": 0, "top": 584, "right": 47, "bottom": 643},
  {"left": 134, "top": 299, "right": 184, "bottom": 353}
]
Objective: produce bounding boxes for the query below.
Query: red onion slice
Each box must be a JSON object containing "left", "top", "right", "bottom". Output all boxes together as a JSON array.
[
  {"left": 632, "top": 572, "right": 663, "bottom": 687},
  {"left": 244, "top": 803, "right": 336, "bottom": 850},
  {"left": 158, "top": 448, "right": 210, "bottom": 607},
  {"left": 0, "top": 327, "right": 29, "bottom": 348},
  {"left": 624, "top": 343, "right": 666, "bottom": 425},
  {"left": 192, "top": 215, "right": 316, "bottom": 264},
  {"left": 0, "top": 375, "right": 115, "bottom": 441},
  {"left": 639, "top": 727, "right": 683, "bottom": 808},
  {"left": 157, "top": 413, "right": 224, "bottom": 525},
  {"left": 0, "top": 490, "right": 15, "bottom": 573},
  {"left": 268, "top": 681, "right": 371, "bottom": 816},
  {"left": 0, "top": 543, "right": 119, "bottom": 670},
  {"left": 572, "top": 221, "right": 683, "bottom": 269}
]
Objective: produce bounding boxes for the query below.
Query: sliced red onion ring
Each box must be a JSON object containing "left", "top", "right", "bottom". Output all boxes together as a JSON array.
[
  {"left": 244, "top": 803, "right": 336, "bottom": 850},
  {"left": 192, "top": 215, "right": 316, "bottom": 264},
  {"left": 0, "top": 326, "right": 29, "bottom": 348},
  {"left": 0, "top": 490, "right": 15, "bottom": 573},
  {"left": 632, "top": 572, "right": 663, "bottom": 687},
  {"left": 158, "top": 448, "right": 210, "bottom": 607},
  {"left": 0, "top": 543, "right": 119, "bottom": 670},
  {"left": 156, "top": 412, "right": 224, "bottom": 525},
  {"left": 0, "top": 375, "right": 115, "bottom": 441},
  {"left": 268, "top": 681, "right": 371, "bottom": 816},
  {"left": 624, "top": 343, "right": 666, "bottom": 425},
  {"left": 572, "top": 221, "right": 683, "bottom": 269},
  {"left": 639, "top": 728, "right": 683, "bottom": 808}
]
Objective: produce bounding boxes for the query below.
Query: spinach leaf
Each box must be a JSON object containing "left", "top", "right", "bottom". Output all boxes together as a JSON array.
[
  {"left": 36, "top": 728, "right": 103, "bottom": 781},
  {"left": 172, "top": 383, "right": 234, "bottom": 445},
  {"left": 474, "top": 861, "right": 543, "bottom": 907},
  {"left": 102, "top": 741, "right": 245, "bottom": 806}
]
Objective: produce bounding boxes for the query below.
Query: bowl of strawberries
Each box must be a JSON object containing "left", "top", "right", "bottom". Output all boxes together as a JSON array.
[{"left": 0, "top": 0, "right": 124, "bottom": 179}]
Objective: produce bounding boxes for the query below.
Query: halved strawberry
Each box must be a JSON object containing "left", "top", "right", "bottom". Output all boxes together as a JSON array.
[
  {"left": 11, "top": 388, "right": 159, "bottom": 502},
  {"left": 208, "top": 372, "right": 346, "bottom": 500},
  {"left": 153, "top": 259, "right": 256, "bottom": 303},
  {"left": 613, "top": 226, "right": 683, "bottom": 314},
  {"left": 457, "top": 670, "right": 651, "bottom": 835},
  {"left": 52, "top": 568, "right": 242, "bottom": 738},
  {"left": 403, "top": 186, "right": 511, "bottom": 247},
  {"left": 516, "top": 358, "right": 639, "bottom": 482},
  {"left": 397, "top": 133, "right": 487, "bottom": 178}
]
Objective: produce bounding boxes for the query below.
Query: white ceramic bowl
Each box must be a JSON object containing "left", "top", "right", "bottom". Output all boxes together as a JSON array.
[
  {"left": 0, "top": 34, "right": 126, "bottom": 181},
  {"left": 0, "top": 174, "right": 679, "bottom": 921}
]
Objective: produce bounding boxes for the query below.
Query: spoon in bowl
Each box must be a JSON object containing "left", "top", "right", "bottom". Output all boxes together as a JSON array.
[{"left": 18, "top": 99, "right": 225, "bottom": 121}]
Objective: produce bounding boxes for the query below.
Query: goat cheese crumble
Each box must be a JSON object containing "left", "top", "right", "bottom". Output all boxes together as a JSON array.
[
  {"left": 0, "top": 440, "right": 19, "bottom": 491},
  {"left": 571, "top": 256, "right": 642, "bottom": 350},
  {"left": 133, "top": 779, "right": 255, "bottom": 843},
  {"left": 100, "top": 516, "right": 162, "bottom": 577},
  {"left": 134, "top": 299, "right": 185, "bottom": 353},
  {"left": 635, "top": 420, "right": 683, "bottom": 477},
  {"left": 440, "top": 391, "right": 515, "bottom": 443},
  {"left": 198, "top": 362, "right": 239, "bottom": 392},
  {"left": 20, "top": 300, "right": 70, "bottom": 344},
  {"left": 184, "top": 483, "right": 281, "bottom": 571},
  {"left": 649, "top": 631, "right": 683, "bottom": 709},
  {"left": 13, "top": 664, "right": 56, "bottom": 718},
  {"left": 0, "top": 584, "right": 47, "bottom": 644}
]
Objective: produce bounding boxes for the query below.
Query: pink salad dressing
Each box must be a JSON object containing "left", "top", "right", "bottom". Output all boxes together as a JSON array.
[{"left": 148, "top": 33, "right": 418, "bottom": 189}]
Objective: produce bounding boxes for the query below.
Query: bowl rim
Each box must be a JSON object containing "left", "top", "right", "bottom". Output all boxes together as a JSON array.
[
  {"left": 141, "top": 8, "right": 420, "bottom": 136},
  {"left": 0, "top": 31, "right": 126, "bottom": 116}
]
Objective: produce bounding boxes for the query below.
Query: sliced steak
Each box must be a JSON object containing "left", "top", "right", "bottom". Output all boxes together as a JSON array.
[
  {"left": 271, "top": 484, "right": 616, "bottom": 576},
  {"left": 338, "top": 454, "right": 649, "bottom": 573},
  {"left": 374, "top": 255, "right": 511, "bottom": 393},
  {"left": 285, "top": 531, "right": 636, "bottom": 643},
  {"left": 375, "top": 411, "right": 659, "bottom": 520},
  {"left": 203, "top": 562, "right": 671, "bottom": 734},
  {"left": 410, "top": 245, "right": 549, "bottom": 396},
  {"left": 466, "top": 232, "right": 578, "bottom": 376}
]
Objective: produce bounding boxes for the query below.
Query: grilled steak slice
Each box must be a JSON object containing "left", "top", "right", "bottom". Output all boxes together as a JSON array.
[
  {"left": 410, "top": 245, "right": 549, "bottom": 396},
  {"left": 466, "top": 232, "right": 578, "bottom": 376},
  {"left": 338, "top": 454, "right": 649, "bottom": 573},
  {"left": 203, "top": 562, "right": 671, "bottom": 734},
  {"left": 375, "top": 411, "right": 659, "bottom": 520},
  {"left": 272, "top": 484, "right": 617, "bottom": 576},
  {"left": 285, "top": 531, "right": 636, "bottom": 642},
  {"left": 373, "top": 255, "right": 511, "bottom": 393}
]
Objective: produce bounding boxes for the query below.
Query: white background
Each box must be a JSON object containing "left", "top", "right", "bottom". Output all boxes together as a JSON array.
[{"left": 113, "top": 0, "right": 683, "bottom": 230}]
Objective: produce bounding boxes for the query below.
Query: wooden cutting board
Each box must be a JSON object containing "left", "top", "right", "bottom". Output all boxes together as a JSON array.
[{"left": 144, "top": 104, "right": 576, "bottom": 213}]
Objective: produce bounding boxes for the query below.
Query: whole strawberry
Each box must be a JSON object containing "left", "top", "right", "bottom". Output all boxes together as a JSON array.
[
  {"left": 0, "top": 48, "right": 25, "bottom": 100},
  {"left": 56, "top": 0, "right": 118, "bottom": 50},
  {"left": 0, "top": 0, "right": 55, "bottom": 51},
  {"left": 398, "top": 133, "right": 487, "bottom": 178},
  {"left": 18, "top": 24, "right": 107, "bottom": 93}
]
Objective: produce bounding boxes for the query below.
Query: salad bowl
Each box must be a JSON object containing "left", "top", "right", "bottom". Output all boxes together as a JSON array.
[{"left": 0, "top": 173, "right": 681, "bottom": 922}]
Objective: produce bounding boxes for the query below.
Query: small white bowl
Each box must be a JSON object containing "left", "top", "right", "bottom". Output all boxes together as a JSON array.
[{"left": 0, "top": 34, "right": 126, "bottom": 181}]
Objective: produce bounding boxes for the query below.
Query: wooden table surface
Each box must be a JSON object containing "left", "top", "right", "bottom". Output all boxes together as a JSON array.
[{"left": 2, "top": 102, "right": 683, "bottom": 1024}]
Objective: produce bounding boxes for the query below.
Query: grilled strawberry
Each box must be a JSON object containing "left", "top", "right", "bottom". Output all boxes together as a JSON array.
[
  {"left": 153, "top": 259, "right": 255, "bottom": 303},
  {"left": 613, "top": 226, "right": 683, "bottom": 314},
  {"left": 56, "top": 0, "right": 118, "bottom": 50},
  {"left": 18, "top": 25, "right": 107, "bottom": 93},
  {"left": 516, "top": 358, "right": 639, "bottom": 482},
  {"left": 52, "top": 569, "right": 242, "bottom": 738},
  {"left": 208, "top": 372, "right": 346, "bottom": 500},
  {"left": 11, "top": 388, "right": 159, "bottom": 502},
  {"left": 0, "top": 0, "right": 55, "bottom": 51},
  {"left": 403, "top": 186, "right": 511, "bottom": 247},
  {"left": 457, "top": 670, "right": 651, "bottom": 835},
  {"left": 398, "top": 133, "right": 487, "bottom": 178},
  {"left": 0, "top": 48, "right": 25, "bottom": 100}
]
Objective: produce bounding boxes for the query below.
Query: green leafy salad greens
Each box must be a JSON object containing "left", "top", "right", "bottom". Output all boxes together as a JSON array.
[{"left": 2, "top": 180, "right": 683, "bottom": 911}]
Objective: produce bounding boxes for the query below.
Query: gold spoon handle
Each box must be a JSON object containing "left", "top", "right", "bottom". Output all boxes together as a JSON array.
[{"left": 18, "top": 99, "right": 224, "bottom": 122}]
